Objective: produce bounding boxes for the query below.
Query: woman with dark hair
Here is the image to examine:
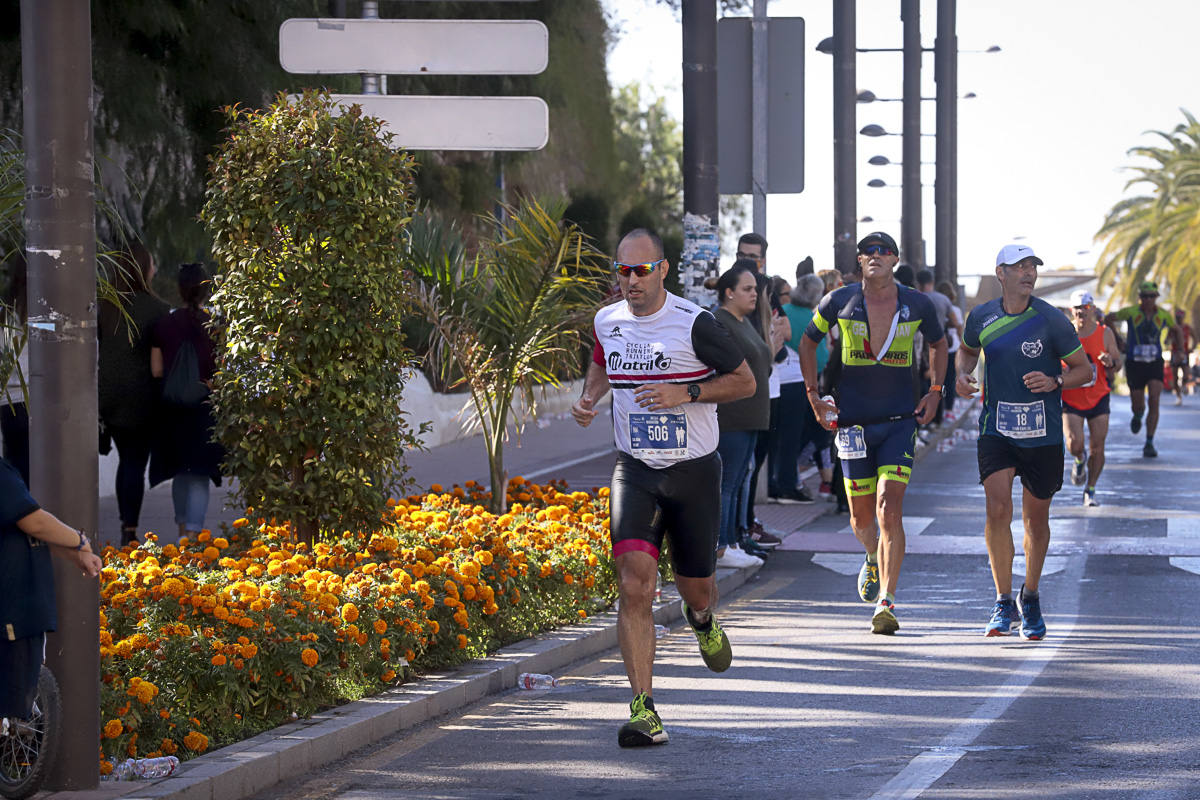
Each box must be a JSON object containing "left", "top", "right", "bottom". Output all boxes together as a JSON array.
[
  {"left": 1, "top": 252, "right": 28, "bottom": 485},
  {"left": 149, "top": 263, "right": 223, "bottom": 540},
  {"left": 98, "top": 241, "right": 169, "bottom": 544},
  {"left": 713, "top": 260, "right": 771, "bottom": 568},
  {"left": 935, "top": 280, "right": 964, "bottom": 417}
]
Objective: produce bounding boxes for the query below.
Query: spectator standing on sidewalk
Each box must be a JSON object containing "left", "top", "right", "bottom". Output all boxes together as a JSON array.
[
  {"left": 99, "top": 242, "right": 169, "bottom": 546},
  {"left": 773, "top": 273, "right": 828, "bottom": 504},
  {"left": 149, "top": 263, "right": 223, "bottom": 541},
  {"left": 800, "top": 232, "right": 946, "bottom": 635},
  {"left": 1, "top": 455, "right": 103, "bottom": 721},
  {"left": 714, "top": 261, "right": 775, "bottom": 567},
  {"left": 0, "top": 253, "right": 28, "bottom": 486},
  {"left": 956, "top": 244, "right": 1089, "bottom": 640},
  {"left": 936, "top": 280, "right": 965, "bottom": 418},
  {"left": 571, "top": 229, "right": 755, "bottom": 747}
]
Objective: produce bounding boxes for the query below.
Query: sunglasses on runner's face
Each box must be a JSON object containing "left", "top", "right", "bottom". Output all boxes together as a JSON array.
[
  {"left": 614, "top": 259, "right": 664, "bottom": 277},
  {"left": 859, "top": 244, "right": 896, "bottom": 257}
]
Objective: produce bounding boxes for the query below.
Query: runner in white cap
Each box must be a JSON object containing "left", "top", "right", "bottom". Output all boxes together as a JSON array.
[{"left": 1061, "top": 290, "right": 1122, "bottom": 507}]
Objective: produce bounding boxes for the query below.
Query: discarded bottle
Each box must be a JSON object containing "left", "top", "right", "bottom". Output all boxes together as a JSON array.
[
  {"left": 112, "top": 756, "right": 180, "bottom": 780},
  {"left": 654, "top": 624, "right": 669, "bottom": 639},
  {"left": 820, "top": 395, "right": 839, "bottom": 427},
  {"left": 654, "top": 575, "right": 663, "bottom": 602},
  {"left": 518, "top": 672, "right": 559, "bottom": 689}
]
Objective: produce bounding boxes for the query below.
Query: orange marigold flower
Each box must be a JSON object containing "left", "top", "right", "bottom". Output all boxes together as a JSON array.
[
  {"left": 103, "top": 719, "right": 123, "bottom": 739},
  {"left": 301, "top": 648, "right": 319, "bottom": 667},
  {"left": 161, "top": 738, "right": 178, "bottom": 755},
  {"left": 211, "top": 654, "right": 227, "bottom": 666},
  {"left": 373, "top": 619, "right": 387, "bottom": 634},
  {"left": 100, "top": 759, "right": 114, "bottom": 776},
  {"left": 381, "top": 668, "right": 396, "bottom": 682},
  {"left": 241, "top": 644, "right": 258, "bottom": 659},
  {"left": 456, "top": 634, "right": 468, "bottom": 649},
  {"left": 231, "top": 517, "right": 250, "bottom": 528},
  {"left": 341, "top": 603, "right": 359, "bottom": 623},
  {"left": 202, "top": 546, "right": 219, "bottom": 561},
  {"left": 213, "top": 537, "right": 229, "bottom": 549},
  {"left": 183, "top": 731, "right": 208, "bottom": 752}
]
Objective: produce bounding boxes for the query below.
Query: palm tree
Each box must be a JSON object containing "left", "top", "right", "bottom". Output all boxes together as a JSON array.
[
  {"left": 407, "top": 198, "right": 611, "bottom": 512},
  {"left": 1095, "top": 110, "right": 1200, "bottom": 309}
]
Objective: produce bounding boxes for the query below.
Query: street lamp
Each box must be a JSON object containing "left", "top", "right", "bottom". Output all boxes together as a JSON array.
[
  {"left": 860, "top": 124, "right": 935, "bottom": 137},
  {"left": 868, "top": 155, "right": 935, "bottom": 166},
  {"left": 816, "top": 37, "right": 999, "bottom": 55},
  {"left": 857, "top": 89, "right": 976, "bottom": 103}
]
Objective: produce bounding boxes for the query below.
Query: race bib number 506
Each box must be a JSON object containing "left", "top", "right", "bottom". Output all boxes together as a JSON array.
[{"left": 629, "top": 413, "right": 688, "bottom": 459}]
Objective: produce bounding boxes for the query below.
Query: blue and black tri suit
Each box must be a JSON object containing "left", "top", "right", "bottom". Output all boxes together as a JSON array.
[
  {"left": 806, "top": 283, "right": 944, "bottom": 497},
  {"left": 963, "top": 296, "right": 1082, "bottom": 499}
]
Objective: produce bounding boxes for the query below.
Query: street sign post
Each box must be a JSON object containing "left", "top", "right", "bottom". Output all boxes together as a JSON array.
[
  {"left": 323, "top": 94, "right": 548, "bottom": 151},
  {"left": 716, "top": 16, "right": 805, "bottom": 196},
  {"left": 280, "top": 19, "right": 548, "bottom": 75}
]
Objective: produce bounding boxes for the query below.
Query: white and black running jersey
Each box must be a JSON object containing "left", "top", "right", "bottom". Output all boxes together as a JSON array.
[{"left": 592, "top": 293, "right": 745, "bottom": 468}]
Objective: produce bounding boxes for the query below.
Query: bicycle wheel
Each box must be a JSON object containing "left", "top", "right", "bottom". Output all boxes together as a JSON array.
[{"left": 0, "top": 665, "right": 61, "bottom": 800}]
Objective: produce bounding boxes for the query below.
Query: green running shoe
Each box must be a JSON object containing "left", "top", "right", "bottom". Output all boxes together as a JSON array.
[
  {"left": 618, "top": 692, "right": 668, "bottom": 747},
  {"left": 682, "top": 601, "right": 732, "bottom": 672},
  {"left": 871, "top": 599, "right": 900, "bottom": 635},
  {"left": 858, "top": 558, "right": 880, "bottom": 603}
]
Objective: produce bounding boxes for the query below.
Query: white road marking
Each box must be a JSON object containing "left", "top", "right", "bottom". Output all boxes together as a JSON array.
[
  {"left": 1168, "top": 517, "right": 1200, "bottom": 576},
  {"left": 868, "top": 554, "right": 1086, "bottom": 800},
  {"left": 811, "top": 518, "right": 935, "bottom": 575}
]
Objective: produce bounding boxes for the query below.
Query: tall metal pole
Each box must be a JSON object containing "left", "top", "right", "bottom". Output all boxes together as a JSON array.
[
  {"left": 901, "top": 0, "right": 923, "bottom": 268},
  {"left": 832, "top": 0, "right": 856, "bottom": 274},
  {"left": 751, "top": 0, "right": 767, "bottom": 237},
  {"left": 21, "top": 0, "right": 99, "bottom": 789},
  {"left": 935, "top": 0, "right": 957, "bottom": 285},
  {"left": 361, "top": 1, "right": 385, "bottom": 95},
  {"left": 681, "top": 0, "right": 720, "bottom": 305}
]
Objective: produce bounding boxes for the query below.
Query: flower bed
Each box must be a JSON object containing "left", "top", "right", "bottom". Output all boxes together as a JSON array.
[{"left": 97, "top": 478, "right": 615, "bottom": 774}]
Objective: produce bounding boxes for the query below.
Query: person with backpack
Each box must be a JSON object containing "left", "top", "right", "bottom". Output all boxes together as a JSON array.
[
  {"left": 149, "top": 263, "right": 223, "bottom": 540},
  {"left": 98, "top": 242, "right": 169, "bottom": 545}
]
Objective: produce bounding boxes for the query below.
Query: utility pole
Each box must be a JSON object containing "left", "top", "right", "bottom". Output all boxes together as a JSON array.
[
  {"left": 681, "top": 0, "right": 719, "bottom": 305},
  {"left": 360, "top": 1, "right": 385, "bottom": 95},
  {"left": 901, "top": 0, "right": 923, "bottom": 268},
  {"left": 832, "top": 0, "right": 856, "bottom": 274},
  {"left": 935, "top": 0, "right": 957, "bottom": 285},
  {"left": 751, "top": 0, "right": 767, "bottom": 237},
  {"left": 21, "top": 0, "right": 99, "bottom": 789}
]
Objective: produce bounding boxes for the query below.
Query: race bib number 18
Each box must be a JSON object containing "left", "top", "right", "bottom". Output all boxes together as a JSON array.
[
  {"left": 996, "top": 400, "right": 1047, "bottom": 440},
  {"left": 629, "top": 413, "right": 688, "bottom": 459}
]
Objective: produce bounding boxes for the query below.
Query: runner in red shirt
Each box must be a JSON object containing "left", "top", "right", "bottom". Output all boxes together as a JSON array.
[
  {"left": 1061, "top": 291, "right": 1122, "bottom": 507},
  {"left": 1170, "top": 309, "right": 1194, "bottom": 406}
]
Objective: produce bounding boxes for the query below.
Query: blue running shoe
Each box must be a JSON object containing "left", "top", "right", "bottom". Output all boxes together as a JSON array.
[
  {"left": 1018, "top": 585, "right": 1046, "bottom": 640},
  {"left": 858, "top": 558, "right": 880, "bottom": 603},
  {"left": 984, "top": 596, "right": 1019, "bottom": 637}
]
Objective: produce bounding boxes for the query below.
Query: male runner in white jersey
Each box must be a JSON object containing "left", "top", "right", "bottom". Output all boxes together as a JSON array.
[{"left": 572, "top": 229, "right": 755, "bottom": 747}]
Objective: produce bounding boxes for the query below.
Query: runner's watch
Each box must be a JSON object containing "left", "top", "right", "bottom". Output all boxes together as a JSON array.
[
  {"left": 1055, "top": 374, "right": 1063, "bottom": 389},
  {"left": 687, "top": 383, "right": 701, "bottom": 403}
]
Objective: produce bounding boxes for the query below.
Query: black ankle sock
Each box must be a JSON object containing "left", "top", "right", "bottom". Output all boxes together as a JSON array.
[
  {"left": 686, "top": 605, "right": 713, "bottom": 631},
  {"left": 641, "top": 695, "right": 655, "bottom": 711}
]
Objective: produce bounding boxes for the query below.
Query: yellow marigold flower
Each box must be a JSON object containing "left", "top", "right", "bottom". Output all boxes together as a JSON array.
[
  {"left": 103, "top": 719, "right": 123, "bottom": 739},
  {"left": 301, "top": 648, "right": 319, "bottom": 667},
  {"left": 477, "top": 550, "right": 494, "bottom": 566},
  {"left": 410, "top": 563, "right": 426, "bottom": 578},
  {"left": 267, "top": 561, "right": 284, "bottom": 577},
  {"left": 211, "top": 654, "right": 227, "bottom": 666},
  {"left": 183, "top": 731, "right": 208, "bottom": 752},
  {"left": 341, "top": 603, "right": 359, "bottom": 623},
  {"left": 373, "top": 619, "right": 387, "bottom": 634}
]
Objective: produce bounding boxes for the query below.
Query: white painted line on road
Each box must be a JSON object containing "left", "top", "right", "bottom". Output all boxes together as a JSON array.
[
  {"left": 867, "top": 554, "right": 1085, "bottom": 800},
  {"left": 1168, "top": 518, "right": 1200, "bottom": 576},
  {"left": 811, "top": 553, "right": 866, "bottom": 576},
  {"left": 834, "top": 516, "right": 935, "bottom": 537},
  {"left": 1012, "top": 555, "right": 1067, "bottom": 577}
]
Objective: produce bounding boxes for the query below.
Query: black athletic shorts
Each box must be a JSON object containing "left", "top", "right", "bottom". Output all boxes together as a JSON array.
[
  {"left": 977, "top": 435, "right": 1063, "bottom": 500},
  {"left": 1063, "top": 392, "right": 1110, "bottom": 420},
  {"left": 610, "top": 450, "right": 721, "bottom": 578},
  {"left": 1126, "top": 359, "right": 1164, "bottom": 391}
]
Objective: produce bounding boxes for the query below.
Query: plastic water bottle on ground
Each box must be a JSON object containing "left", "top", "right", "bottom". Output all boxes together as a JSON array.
[
  {"left": 518, "top": 672, "right": 559, "bottom": 689},
  {"left": 820, "top": 396, "right": 838, "bottom": 427},
  {"left": 112, "top": 756, "right": 179, "bottom": 780}
]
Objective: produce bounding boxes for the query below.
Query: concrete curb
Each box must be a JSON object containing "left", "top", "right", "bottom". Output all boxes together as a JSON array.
[{"left": 93, "top": 565, "right": 760, "bottom": 800}]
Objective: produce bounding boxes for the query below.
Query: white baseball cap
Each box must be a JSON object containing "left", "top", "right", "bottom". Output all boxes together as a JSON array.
[
  {"left": 1070, "top": 290, "right": 1095, "bottom": 307},
  {"left": 996, "top": 244, "right": 1044, "bottom": 267}
]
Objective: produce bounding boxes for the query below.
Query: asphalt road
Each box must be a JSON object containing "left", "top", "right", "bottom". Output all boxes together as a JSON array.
[{"left": 252, "top": 396, "right": 1200, "bottom": 800}]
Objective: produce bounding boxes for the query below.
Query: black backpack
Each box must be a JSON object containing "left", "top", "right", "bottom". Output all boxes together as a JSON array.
[{"left": 162, "top": 339, "right": 209, "bottom": 407}]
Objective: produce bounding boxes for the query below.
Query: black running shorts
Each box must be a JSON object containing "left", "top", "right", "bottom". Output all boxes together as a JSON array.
[
  {"left": 609, "top": 450, "right": 721, "bottom": 578},
  {"left": 1126, "top": 359, "right": 1164, "bottom": 391},
  {"left": 976, "top": 435, "right": 1063, "bottom": 500},
  {"left": 1063, "top": 392, "right": 1110, "bottom": 420}
]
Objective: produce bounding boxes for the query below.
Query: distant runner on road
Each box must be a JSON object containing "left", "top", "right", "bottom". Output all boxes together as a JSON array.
[
  {"left": 1061, "top": 291, "right": 1122, "bottom": 507},
  {"left": 800, "top": 231, "right": 946, "bottom": 636},
  {"left": 1169, "top": 308, "right": 1194, "bottom": 406},
  {"left": 572, "top": 228, "right": 755, "bottom": 748},
  {"left": 1105, "top": 281, "right": 1177, "bottom": 457},
  {"left": 957, "top": 244, "right": 1089, "bottom": 641}
]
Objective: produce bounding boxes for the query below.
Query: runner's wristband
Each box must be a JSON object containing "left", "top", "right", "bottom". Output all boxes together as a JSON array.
[
  {"left": 76, "top": 530, "right": 88, "bottom": 551},
  {"left": 929, "top": 384, "right": 943, "bottom": 394}
]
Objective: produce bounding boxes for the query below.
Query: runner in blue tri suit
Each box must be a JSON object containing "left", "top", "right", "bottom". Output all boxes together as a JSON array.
[
  {"left": 799, "top": 231, "right": 946, "bottom": 635},
  {"left": 956, "top": 244, "right": 1090, "bottom": 641},
  {"left": 1104, "top": 280, "right": 1178, "bottom": 457}
]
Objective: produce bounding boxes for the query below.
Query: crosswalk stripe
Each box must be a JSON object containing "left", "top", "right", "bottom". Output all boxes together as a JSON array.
[{"left": 1168, "top": 518, "right": 1200, "bottom": 575}]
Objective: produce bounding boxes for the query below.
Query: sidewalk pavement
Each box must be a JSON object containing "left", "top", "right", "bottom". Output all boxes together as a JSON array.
[{"left": 69, "top": 403, "right": 977, "bottom": 800}]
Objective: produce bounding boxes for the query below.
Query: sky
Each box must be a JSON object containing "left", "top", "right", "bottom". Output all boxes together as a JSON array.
[{"left": 601, "top": 0, "right": 1200, "bottom": 292}]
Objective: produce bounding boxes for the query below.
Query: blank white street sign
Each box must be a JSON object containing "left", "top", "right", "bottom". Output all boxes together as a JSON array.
[
  {"left": 326, "top": 94, "right": 548, "bottom": 151},
  {"left": 280, "top": 19, "right": 548, "bottom": 75}
]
